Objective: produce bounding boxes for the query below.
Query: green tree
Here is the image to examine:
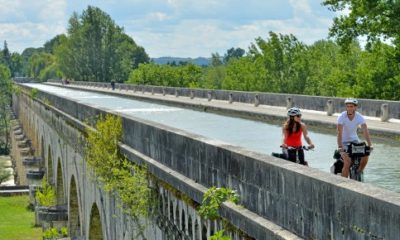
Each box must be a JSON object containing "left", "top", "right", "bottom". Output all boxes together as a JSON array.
[
  {"left": 177, "top": 63, "right": 203, "bottom": 88},
  {"left": 353, "top": 42, "right": 400, "bottom": 100},
  {"left": 127, "top": 63, "right": 175, "bottom": 86},
  {"left": 323, "top": 0, "right": 400, "bottom": 58},
  {"left": 223, "top": 47, "right": 245, "bottom": 63},
  {"left": 35, "top": 178, "right": 56, "bottom": 206},
  {"left": 0, "top": 65, "right": 12, "bottom": 154},
  {"left": 57, "top": 6, "right": 149, "bottom": 82},
  {"left": 0, "top": 42, "right": 23, "bottom": 77},
  {"left": 222, "top": 57, "right": 267, "bottom": 91},
  {"left": 248, "top": 32, "right": 309, "bottom": 93},
  {"left": 44, "top": 34, "right": 67, "bottom": 54},
  {"left": 28, "top": 52, "right": 55, "bottom": 80},
  {"left": 20, "top": 47, "right": 45, "bottom": 76},
  {"left": 305, "top": 40, "right": 360, "bottom": 97},
  {"left": 10, "top": 53, "right": 23, "bottom": 77},
  {"left": 202, "top": 65, "right": 226, "bottom": 89},
  {"left": 127, "top": 63, "right": 202, "bottom": 88},
  {"left": 211, "top": 53, "right": 223, "bottom": 67},
  {"left": 1, "top": 41, "right": 12, "bottom": 71}
]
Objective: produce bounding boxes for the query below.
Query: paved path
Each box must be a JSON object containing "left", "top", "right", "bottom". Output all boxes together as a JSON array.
[{"left": 46, "top": 82, "right": 400, "bottom": 139}]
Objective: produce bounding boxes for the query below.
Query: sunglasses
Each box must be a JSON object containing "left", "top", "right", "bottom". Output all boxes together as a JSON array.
[{"left": 295, "top": 115, "right": 302, "bottom": 117}]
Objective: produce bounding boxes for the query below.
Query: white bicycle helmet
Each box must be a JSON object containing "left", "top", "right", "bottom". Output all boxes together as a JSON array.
[
  {"left": 287, "top": 107, "right": 301, "bottom": 116},
  {"left": 344, "top": 98, "right": 358, "bottom": 105}
]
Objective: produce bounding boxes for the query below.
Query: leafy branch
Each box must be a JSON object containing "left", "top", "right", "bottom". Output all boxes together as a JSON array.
[
  {"left": 36, "top": 177, "right": 56, "bottom": 207},
  {"left": 198, "top": 187, "right": 239, "bottom": 220},
  {"left": 85, "top": 114, "right": 154, "bottom": 218}
]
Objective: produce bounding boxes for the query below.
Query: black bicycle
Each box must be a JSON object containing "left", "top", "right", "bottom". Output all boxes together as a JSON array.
[
  {"left": 272, "top": 146, "right": 311, "bottom": 166},
  {"left": 331, "top": 142, "right": 371, "bottom": 181}
]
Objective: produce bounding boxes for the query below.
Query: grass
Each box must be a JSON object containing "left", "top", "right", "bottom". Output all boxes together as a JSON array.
[{"left": 0, "top": 195, "right": 42, "bottom": 240}]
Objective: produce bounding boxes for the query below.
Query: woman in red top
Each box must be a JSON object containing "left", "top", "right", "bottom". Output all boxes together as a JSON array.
[{"left": 281, "top": 107, "right": 315, "bottom": 165}]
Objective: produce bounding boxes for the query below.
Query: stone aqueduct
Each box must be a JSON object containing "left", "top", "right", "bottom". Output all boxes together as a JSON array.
[
  {"left": 13, "top": 87, "right": 240, "bottom": 239},
  {"left": 10, "top": 83, "right": 400, "bottom": 240}
]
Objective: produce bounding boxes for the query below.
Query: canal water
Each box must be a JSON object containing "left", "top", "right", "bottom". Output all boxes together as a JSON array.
[{"left": 25, "top": 84, "right": 400, "bottom": 193}]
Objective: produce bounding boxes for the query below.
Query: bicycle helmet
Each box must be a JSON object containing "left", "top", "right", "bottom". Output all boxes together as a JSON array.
[
  {"left": 344, "top": 98, "right": 358, "bottom": 105},
  {"left": 287, "top": 107, "right": 301, "bottom": 116}
]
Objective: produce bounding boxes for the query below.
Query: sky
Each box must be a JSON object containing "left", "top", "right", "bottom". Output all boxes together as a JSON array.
[{"left": 0, "top": 0, "right": 340, "bottom": 58}]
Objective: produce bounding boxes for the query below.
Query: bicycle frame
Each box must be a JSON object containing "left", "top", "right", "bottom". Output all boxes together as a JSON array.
[
  {"left": 272, "top": 146, "right": 310, "bottom": 166},
  {"left": 349, "top": 155, "right": 363, "bottom": 181},
  {"left": 331, "top": 147, "right": 367, "bottom": 182}
]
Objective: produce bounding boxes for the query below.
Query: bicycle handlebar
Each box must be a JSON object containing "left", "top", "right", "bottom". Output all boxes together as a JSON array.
[{"left": 280, "top": 145, "right": 313, "bottom": 151}]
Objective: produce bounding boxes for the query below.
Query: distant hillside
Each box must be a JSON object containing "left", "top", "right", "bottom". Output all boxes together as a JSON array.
[{"left": 151, "top": 57, "right": 211, "bottom": 66}]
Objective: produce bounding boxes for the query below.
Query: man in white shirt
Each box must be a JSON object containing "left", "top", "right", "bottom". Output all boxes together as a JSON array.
[{"left": 337, "top": 98, "right": 372, "bottom": 177}]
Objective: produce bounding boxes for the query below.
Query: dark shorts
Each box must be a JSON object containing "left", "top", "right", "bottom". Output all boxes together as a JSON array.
[{"left": 285, "top": 148, "right": 305, "bottom": 165}]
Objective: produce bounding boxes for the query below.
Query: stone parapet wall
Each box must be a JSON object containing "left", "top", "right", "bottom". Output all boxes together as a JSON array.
[{"left": 49, "top": 79, "right": 400, "bottom": 119}]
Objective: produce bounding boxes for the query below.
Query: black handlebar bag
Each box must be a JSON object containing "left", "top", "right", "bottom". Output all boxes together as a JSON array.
[{"left": 347, "top": 142, "right": 370, "bottom": 157}]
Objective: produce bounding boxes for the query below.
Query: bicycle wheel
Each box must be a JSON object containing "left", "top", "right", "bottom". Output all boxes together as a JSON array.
[{"left": 349, "top": 166, "right": 363, "bottom": 182}]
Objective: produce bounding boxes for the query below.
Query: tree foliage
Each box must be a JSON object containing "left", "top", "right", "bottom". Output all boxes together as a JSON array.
[
  {"left": 28, "top": 52, "right": 59, "bottom": 81},
  {"left": 127, "top": 62, "right": 202, "bottom": 88},
  {"left": 0, "top": 65, "right": 12, "bottom": 154},
  {"left": 223, "top": 47, "right": 245, "bottom": 63},
  {"left": 56, "top": 6, "right": 149, "bottom": 82},
  {"left": 209, "top": 230, "right": 231, "bottom": 240},
  {"left": 85, "top": 114, "right": 153, "bottom": 218},
  {"left": 323, "top": 0, "right": 400, "bottom": 55},
  {"left": 126, "top": 32, "right": 400, "bottom": 100},
  {"left": 198, "top": 187, "right": 238, "bottom": 220},
  {"left": 0, "top": 41, "right": 24, "bottom": 77},
  {"left": 36, "top": 177, "right": 56, "bottom": 207}
]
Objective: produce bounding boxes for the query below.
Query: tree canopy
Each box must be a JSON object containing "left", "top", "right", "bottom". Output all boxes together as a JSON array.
[
  {"left": 127, "top": 32, "right": 400, "bottom": 100},
  {"left": 323, "top": 0, "right": 400, "bottom": 55},
  {"left": 0, "top": 64, "right": 12, "bottom": 154},
  {"left": 56, "top": 6, "right": 149, "bottom": 82}
]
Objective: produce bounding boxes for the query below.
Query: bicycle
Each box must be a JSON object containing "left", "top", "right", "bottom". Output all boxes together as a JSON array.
[
  {"left": 330, "top": 142, "right": 371, "bottom": 181},
  {"left": 272, "top": 146, "right": 312, "bottom": 166}
]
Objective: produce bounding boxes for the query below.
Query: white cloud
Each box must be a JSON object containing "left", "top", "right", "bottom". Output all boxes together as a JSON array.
[
  {"left": 147, "top": 12, "right": 171, "bottom": 22},
  {"left": 289, "top": 0, "right": 312, "bottom": 15},
  {"left": 0, "top": 22, "right": 66, "bottom": 52},
  {"left": 38, "top": 0, "right": 67, "bottom": 21},
  {"left": 0, "top": 1, "right": 67, "bottom": 52},
  {"left": 0, "top": 0, "right": 337, "bottom": 57},
  {"left": 128, "top": 11, "right": 334, "bottom": 58}
]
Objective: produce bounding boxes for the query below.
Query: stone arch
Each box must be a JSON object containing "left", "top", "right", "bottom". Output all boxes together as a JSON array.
[
  {"left": 188, "top": 215, "right": 193, "bottom": 237},
  {"left": 56, "top": 157, "right": 65, "bottom": 205},
  {"left": 175, "top": 203, "right": 180, "bottom": 227},
  {"left": 41, "top": 136, "right": 45, "bottom": 161},
  {"left": 202, "top": 222, "right": 207, "bottom": 240},
  {"left": 181, "top": 208, "right": 186, "bottom": 232},
  {"left": 36, "top": 119, "right": 39, "bottom": 146},
  {"left": 89, "top": 203, "right": 103, "bottom": 240},
  {"left": 69, "top": 176, "right": 81, "bottom": 238},
  {"left": 47, "top": 145, "right": 53, "bottom": 184},
  {"left": 194, "top": 219, "right": 200, "bottom": 240},
  {"left": 169, "top": 200, "right": 174, "bottom": 221}
]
